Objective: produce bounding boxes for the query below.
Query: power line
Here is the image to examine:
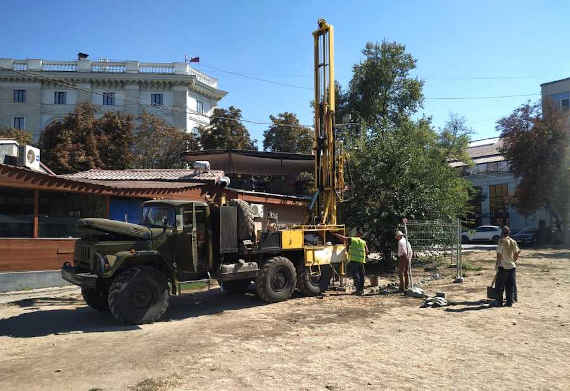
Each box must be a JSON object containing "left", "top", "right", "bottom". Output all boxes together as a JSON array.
[
  {"left": 425, "top": 93, "right": 539, "bottom": 101},
  {"left": 195, "top": 63, "right": 313, "bottom": 90}
]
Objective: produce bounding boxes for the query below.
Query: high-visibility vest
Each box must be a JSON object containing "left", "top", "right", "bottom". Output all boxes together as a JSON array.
[{"left": 348, "top": 237, "right": 366, "bottom": 263}]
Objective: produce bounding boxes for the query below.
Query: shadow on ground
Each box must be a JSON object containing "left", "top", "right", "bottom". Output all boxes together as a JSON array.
[
  {"left": 0, "top": 288, "right": 264, "bottom": 338},
  {"left": 531, "top": 252, "right": 570, "bottom": 260},
  {"left": 444, "top": 299, "right": 495, "bottom": 313}
]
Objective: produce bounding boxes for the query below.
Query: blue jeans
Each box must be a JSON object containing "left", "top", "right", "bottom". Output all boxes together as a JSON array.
[{"left": 349, "top": 262, "right": 365, "bottom": 293}]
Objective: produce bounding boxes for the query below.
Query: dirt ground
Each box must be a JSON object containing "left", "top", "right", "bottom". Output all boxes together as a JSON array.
[{"left": 1, "top": 248, "right": 569, "bottom": 391}]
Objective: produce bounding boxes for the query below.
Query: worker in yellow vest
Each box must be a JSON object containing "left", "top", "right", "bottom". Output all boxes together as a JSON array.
[{"left": 333, "top": 230, "right": 369, "bottom": 295}]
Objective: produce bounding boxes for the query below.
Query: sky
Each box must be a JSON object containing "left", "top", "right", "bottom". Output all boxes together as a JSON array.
[{"left": 2, "top": 0, "right": 569, "bottom": 146}]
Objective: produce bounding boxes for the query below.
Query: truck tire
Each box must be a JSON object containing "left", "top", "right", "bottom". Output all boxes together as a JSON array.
[
  {"left": 229, "top": 199, "right": 255, "bottom": 241},
  {"left": 256, "top": 256, "right": 296, "bottom": 303},
  {"left": 108, "top": 266, "right": 169, "bottom": 325},
  {"left": 219, "top": 279, "right": 251, "bottom": 294},
  {"left": 81, "top": 286, "right": 109, "bottom": 312},
  {"left": 297, "top": 265, "right": 331, "bottom": 296}
]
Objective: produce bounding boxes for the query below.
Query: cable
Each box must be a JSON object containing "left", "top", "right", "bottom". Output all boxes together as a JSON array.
[
  {"left": 195, "top": 63, "right": 312, "bottom": 90},
  {"left": 425, "top": 93, "right": 539, "bottom": 101},
  {"left": 1, "top": 66, "right": 316, "bottom": 129}
]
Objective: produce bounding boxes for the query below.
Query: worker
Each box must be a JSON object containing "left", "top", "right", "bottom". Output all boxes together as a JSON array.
[
  {"left": 395, "top": 230, "right": 413, "bottom": 292},
  {"left": 495, "top": 226, "right": 520, "bottom": 307},
  {"left": 332, "top": 230, "right": 368, "bottom": 295}
]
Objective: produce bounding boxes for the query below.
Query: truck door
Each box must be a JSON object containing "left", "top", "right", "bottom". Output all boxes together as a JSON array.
[{"left": 178, "top": 204, "right": 210, "bottom": 278}]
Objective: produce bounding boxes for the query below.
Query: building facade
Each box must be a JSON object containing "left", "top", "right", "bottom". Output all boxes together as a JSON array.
[
  {"left": 541, "top": 77, "right": 570, "bottom": 116},
  {"left": 451, "top": 138, "right": 550, "bottom": 231},
  {"left": 0, "top": 56, "right": 227, "bottom": 140}
]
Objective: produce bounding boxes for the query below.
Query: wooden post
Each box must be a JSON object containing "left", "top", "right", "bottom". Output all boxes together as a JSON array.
[
  {"left": 33, "top": 189, "right": 39, "bottom": 238},
  {"left": 105, "top": 196, "right": 110, "bottom": 219}
]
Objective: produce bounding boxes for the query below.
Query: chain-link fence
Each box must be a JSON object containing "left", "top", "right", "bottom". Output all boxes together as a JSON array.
[{"left": 398, "top": 219, "right": 462, "bottom": 278}]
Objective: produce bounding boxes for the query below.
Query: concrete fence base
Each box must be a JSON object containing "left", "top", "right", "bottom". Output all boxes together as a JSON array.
[{"left": 0, "top": 270, "right": 71, "bottom": 293}]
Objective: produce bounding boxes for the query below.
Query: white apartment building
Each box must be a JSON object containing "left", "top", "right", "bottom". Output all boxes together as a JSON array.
[{"left": 0, "top": 55, "right": 227, "bottom": 140}]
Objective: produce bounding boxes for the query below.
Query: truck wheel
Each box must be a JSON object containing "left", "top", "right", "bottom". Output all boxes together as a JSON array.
[
  {"left": 229, "top": 199, "right": 255, "bottom": 241},
  {"left": 297, "top": 265, "right": 331, "bottom": 296},
  {"left": 108, "top": 266, "right": 169, "bottom": 325},
  {"left": 256, "top": 256, "right": 296, "bottom": 303},
  {"left": 81, "top": 286, "right": 109, "bottom": 312},
  {"left": 219, "top": 279, "right": 251, "bottom": 294}
]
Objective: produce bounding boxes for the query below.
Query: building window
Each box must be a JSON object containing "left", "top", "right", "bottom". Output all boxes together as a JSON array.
[
  {"left": 13, "top": 117, "right": 25, "bottom": 130},
  {"left": 191, "top": 127, "right": 200, "bottom": 137},
  {"left": 102, "top": 92, "right": 115, "bottom": 106},
  {"left": 197, "top": 100, "right": 205, "bottom": 114},
  {"left": 489, "top": 183, "right": 508, "bottom": 225},
  {"left": 151, "top": 93, "right": 163, "bottom": 106},
  {"left": 561, "top": 98, "right": 569, "bottom": 111},
  {"left": 54, "top": 91, "right": 67, "bottom": 104},
  {"left": 13, "top": 89, "right": 26, "bottom": 103}
]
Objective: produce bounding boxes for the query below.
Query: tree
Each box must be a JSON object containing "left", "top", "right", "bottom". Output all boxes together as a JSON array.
[
  {"left": 345, "top": 41, "right": 424, "bottom": 134},
  {"left": 39, "top": 104, "right": 134, "bottom": 173},
  {"left": 263, "top": 112, "right": 313, "bottom": 153},
  {"left": 132, "top": 112, "right": 199, "bottom": 169},
  {"left": 496, "top": 101, "right": 569, "bottom": 234},
  {"left": 0, "top": 127, "right": 33, "bottom": 145},
  {"left": 336, "top": 42, "right": 470, "bottom": 256},
  {"left": 200, "top": 106, "right": 256, "bottom": 150},
  {"left": 439, "top": 114, "right": 473, "bottom": 165}
]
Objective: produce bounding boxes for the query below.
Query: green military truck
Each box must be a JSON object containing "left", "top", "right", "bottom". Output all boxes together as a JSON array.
[{"left": 62, "top": 199, "right": 346, "bottom": 324}]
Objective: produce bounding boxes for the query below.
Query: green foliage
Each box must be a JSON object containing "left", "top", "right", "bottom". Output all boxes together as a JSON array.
[
  {"left": 439, "top": 114, "right": 473, "bottom": 165},
  {"left": 199, "top": 106, "right": 256, "bottom": 150},
  {"left": 132, "top": 112, "right": 199, "bottom": 169},
  {"left": 0, "top": 127, "right": 34, "bottom": 146},
  {"left": 497, "top": 101, "right": 569, "bottom": 230},
  {"left": 263, "top": 112, "right": 313, "bottom": 153},
  {"left": 345, "top": 41, "right": 424, "bottom": 133},
  {"left": 338, "top": 42, "right": 471, "bottom": 250}
]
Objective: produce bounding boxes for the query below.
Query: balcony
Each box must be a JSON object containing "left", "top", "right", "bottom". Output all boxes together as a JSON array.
[{"left": 0, "top": 58, "right": 218, "bottom": 89}]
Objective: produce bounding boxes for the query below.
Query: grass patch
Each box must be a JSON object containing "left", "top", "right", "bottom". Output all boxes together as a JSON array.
[
  {"left": 130, "top": 376, "right": 180, "bottom": 391},
  {"left": 461, "top": 261, "right": 483, "bottom": 271}
]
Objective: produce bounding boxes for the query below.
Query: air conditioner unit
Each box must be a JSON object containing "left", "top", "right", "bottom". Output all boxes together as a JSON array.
[
  {"left": 19, "top": 145, "right": 41, "bottom": 171},
  {"left": 250, "top": 203, "right": 264, "bottom": 218},
  {"left": 0, "top": 139, "right": 19, "bottom": 164}
]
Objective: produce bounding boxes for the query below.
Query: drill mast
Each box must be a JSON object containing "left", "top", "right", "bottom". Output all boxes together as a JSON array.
[{"left": 313, "top": 19, "right": 343, "bottom": 225}]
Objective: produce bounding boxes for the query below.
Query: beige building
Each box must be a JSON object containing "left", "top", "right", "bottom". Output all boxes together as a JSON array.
[
  {"left": 541, "top": 76, "right": 570, "bottom": 127},
  {"left": 0, "top": 55, "right": 227, "bottom": 140}
]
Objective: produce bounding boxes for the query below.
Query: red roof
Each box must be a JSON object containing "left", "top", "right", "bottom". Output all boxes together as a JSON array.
[{"left": 61, "top": 168, "right": 224, "bottom": 182}]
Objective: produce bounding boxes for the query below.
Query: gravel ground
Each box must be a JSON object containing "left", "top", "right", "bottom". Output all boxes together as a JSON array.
[{"left": 0, "top": 248, "right": 568, "bottom": 391}]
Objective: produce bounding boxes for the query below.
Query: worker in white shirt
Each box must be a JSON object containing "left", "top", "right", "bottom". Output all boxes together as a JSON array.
[{"left": 395, "top": 230, "right": 413, "bottom": 292}]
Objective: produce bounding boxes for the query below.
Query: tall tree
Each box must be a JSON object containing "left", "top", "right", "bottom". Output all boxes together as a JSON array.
[
  {"left": 200, "top": 106, "right": 256, "bottom": 150},
  {"left": 346, "top": 41, "right": 424, "bottom": 134},
  {"left": 337, "top": 42, "right": 470, "bottom": 255},
  {"left": 263, "top": 112, "right": 313, "bottom": 153},
  {"left": 39, "top": 104, "right": 134, "bottom": 173},
  {"left": 497, "top": 101, "right": 569, "bottom": 233},
  {"left": 439, "top": 114, "right": 473, "bottom": 164},
  {"left": 0, "top": 127, "right": 33, "bottom": 145},
  {"left": 132, "top": 112, "right": 199, "bottom": 169}
]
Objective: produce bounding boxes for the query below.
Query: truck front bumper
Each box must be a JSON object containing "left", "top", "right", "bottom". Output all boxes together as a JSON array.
[{"left": 61, "top": 262, "right": 98, "bottom": 289}]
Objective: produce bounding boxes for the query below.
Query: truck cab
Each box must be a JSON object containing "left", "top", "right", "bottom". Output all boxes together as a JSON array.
[{"left": 62, "top": 199, "right": 346, "bottom": 325}]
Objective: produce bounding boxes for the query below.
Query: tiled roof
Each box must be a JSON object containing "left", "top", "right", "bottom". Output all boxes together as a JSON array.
[
  {"left": 466, "top": 138, "right": 503, "bottom": 158},
  {"left": 67, "top": 178, "right": 203, "bottom": 189},
  {"left": 61, "top": 168, "right": 224, "bottom": 182}
]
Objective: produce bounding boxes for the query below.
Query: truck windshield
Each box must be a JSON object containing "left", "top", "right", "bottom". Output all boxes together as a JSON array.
[{"left": 141, "top": 206, "right": 176, "bottom": 228}]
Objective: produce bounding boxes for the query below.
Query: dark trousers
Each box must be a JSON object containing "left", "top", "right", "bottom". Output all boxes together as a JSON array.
[
  {"left": 497, "top": 267, "right": 516, "bottom": 304},
  {"left": 349, "top": 261, "right": 365, "bottom": 293}
]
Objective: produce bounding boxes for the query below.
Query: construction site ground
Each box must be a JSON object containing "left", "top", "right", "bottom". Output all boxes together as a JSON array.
[{"left": 1, "top": 248, "right": 569, "bottom": 391}]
